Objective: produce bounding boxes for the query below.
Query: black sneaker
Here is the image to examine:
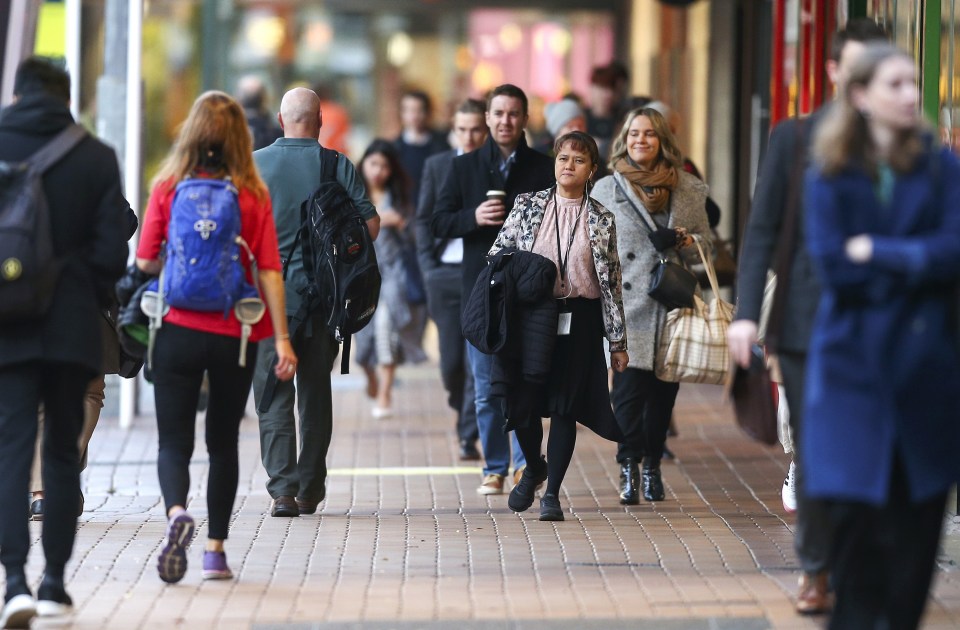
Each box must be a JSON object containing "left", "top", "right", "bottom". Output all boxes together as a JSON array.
[
  {"left": 36, "top": 579, "right": 72, "bottom": 618},
  {"left": 508, "top": 457, "right": 547, "bottom": 513},
  {"left": 539, "top": 493, "right": 564, "bottom": 521}
]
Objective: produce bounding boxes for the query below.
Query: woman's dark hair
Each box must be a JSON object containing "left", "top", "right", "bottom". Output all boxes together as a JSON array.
[
  {"left": 359, "top": 139, "right": 412, "bottom": 211},
  {"left": 554, "top": 131, "right": 601, "bottom": 171}
]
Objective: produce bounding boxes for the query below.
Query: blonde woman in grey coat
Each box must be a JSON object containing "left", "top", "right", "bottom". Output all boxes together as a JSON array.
[{"left": 591, "top": 108, "right": 710, "bottom": 503}]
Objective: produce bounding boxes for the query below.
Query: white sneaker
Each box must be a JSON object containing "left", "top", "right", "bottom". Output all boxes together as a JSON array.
[
  {"left": 782, "top": 460, "right": 797, "bottom": 514},
  {"left": 0, "top": 594, "right": 36, "bottom": 629}
]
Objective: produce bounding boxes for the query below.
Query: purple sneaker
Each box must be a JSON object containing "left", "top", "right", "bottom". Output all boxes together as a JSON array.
[
  {"left": 157, "top": 511, "right": 195, "bottom": 583},
  {"left": 202, "top": 551, "right": 233, "bottom": 580}
]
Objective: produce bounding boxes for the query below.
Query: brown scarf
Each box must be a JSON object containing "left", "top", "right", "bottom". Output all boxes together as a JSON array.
[{"left": 614, "top": 158, "right": 678, "bottom": 214}]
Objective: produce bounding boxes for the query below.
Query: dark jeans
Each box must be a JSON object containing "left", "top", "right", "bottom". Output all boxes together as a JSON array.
[
  {"left": 0, "top": 362, "right": 90, "bottom": 584},
  {"left": 425, "top": 265, "right": 478, "bottom": 444},
  {"left": 252, "top": 313, "right": 336, "bottom": 502},
  {"left": 152, "top": 324, "right": 255, "bottom": 541},
  {"left": 611, "top": 367, "right": 679, "bottom": 467},
  {"left": 779, "top": 350, "right": 832, "bottom": 575},
  {"left": 827, "top": 456, "right": 946, "bottom": 630}
]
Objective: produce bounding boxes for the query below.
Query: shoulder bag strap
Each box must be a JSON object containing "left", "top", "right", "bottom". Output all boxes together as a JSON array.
[
  {"left": 28, "top": 124, "right": 86, "bottom": 173},
  {"left": 614, "top": 176, "right": 659, "bottom": 234},
  {"left": 764, "top": 120, "right": 807, "bottom": 354}
]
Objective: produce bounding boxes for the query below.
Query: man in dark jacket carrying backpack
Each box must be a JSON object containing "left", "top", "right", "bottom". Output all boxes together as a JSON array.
[
  {"left": 0, "top": 57, "right": 130, "bottom": 627},
  {"left": 253, "top": 87, "right": 379, "bottom": 518}
]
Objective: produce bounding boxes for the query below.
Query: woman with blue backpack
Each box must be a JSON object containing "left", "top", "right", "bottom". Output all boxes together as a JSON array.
[{"left": 135, "top": 91, "right": 297, "bottom": 584}]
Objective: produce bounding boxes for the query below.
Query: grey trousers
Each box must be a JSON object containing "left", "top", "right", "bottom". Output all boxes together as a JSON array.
[
  {"left": 779, "top": 350, "right": 833, "bottom": 575},
  {"left": 252, "top": 318, "right": 337, "bottom": 503}
]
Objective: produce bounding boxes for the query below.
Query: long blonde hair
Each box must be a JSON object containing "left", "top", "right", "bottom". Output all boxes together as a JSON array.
[
  {"left": 813, "top": 43, "right": 927, "bottom": 176},
  {"left": 152, "top": 91, "right": 267, "bottom": 199},
  {"left": 608, "top": 108, "right": 684, "bottom": 171}
]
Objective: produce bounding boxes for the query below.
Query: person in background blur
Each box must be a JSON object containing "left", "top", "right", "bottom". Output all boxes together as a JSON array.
[
  {"left": 803, "top": 43, "right": 960, "bottom": 630},
  {"left": 394, "top": 89, "right": 450, "bottom": 205},
  {"left": 235, "top": 75, "right": 282, "bottom": 151},
  {"left": 538, "top": 98, "right": 588, "bottom": 155},
  {"left": 314, "top": 82, "right": 351, "bottom": 156},
  {"left": 586, "top": 65, "right": 619, "bottom": 163},
  {"left": 355, "top": 139, "right": 427, "bottom": 418},
  {"left": 415, "top": 99, "right": 489, "bottom": 461}
]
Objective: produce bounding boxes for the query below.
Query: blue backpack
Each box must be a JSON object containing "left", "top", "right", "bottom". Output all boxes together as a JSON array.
[
  {"left": 141, "top": 178, "right": 264, "bottom": 368},
  {"left": 162, "top": 178, "right": 255, "bottom": 314}
]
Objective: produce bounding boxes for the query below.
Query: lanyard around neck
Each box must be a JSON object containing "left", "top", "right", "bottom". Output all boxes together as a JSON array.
[{"left": 552, "top": 188, "right": 586, "bottom": 294}]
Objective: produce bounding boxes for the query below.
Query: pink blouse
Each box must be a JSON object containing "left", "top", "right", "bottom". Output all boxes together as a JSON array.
[{"left": 531, "top": 193, "right": 601, "bottom": 299}]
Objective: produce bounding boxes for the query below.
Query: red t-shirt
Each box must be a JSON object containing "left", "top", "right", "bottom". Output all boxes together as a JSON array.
[{"left": 137, "top": 178, "right": 282, "bottom": 342}]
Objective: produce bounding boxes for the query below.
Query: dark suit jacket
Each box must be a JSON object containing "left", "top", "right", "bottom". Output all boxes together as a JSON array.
[
  {"left": 415, "top": 148, "right": 456, "bottom": 276},
  {"left": 430, "top": 134, "right": 554, "bottom": 300},
  {"left": 0, "top": 93, "right": 132, "bottom": 374},
  {"left": 734, "top": 106, "right": 830, "bottom": 353}
]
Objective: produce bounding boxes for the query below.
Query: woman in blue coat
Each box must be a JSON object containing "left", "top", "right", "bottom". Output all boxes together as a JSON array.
[{"left": 804, "top": 43, "right": 960, "bottom": 630}]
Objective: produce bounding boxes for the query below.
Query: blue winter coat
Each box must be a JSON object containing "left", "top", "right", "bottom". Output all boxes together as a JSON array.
[{"left": 802, "top": 145, "right": 960, "bottom": 505}]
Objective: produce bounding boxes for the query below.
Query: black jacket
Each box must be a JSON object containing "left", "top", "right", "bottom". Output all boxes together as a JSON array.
[
  {"left": 735, "top": 107, "right": 829, "bottom": 353},
  {"left": 461, "top": 249, "right": 558, "bottom": 427},
  {"left": 0, "top": 93, "right": 133, "bottom": 373},
  {"left": 431, "top": 134, "right": 554, "bottom": 301},
  {"left": 414, "top": 149, "right": 456, "bottom": 276}
]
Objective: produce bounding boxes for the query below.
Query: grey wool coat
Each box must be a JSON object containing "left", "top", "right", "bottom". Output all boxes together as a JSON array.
[{"left": 591, "top": 170, "right": 710, "bottom": 370}]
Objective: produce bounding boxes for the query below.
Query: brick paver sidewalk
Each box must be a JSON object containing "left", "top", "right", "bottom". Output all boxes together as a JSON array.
[{"left": 11, "top": 365, "right": 960, "bottom": 629}]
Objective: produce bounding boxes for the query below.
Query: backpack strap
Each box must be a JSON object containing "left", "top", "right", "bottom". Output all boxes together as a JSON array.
[
  {"left": 319, "top": 147, "right": 340, "bottom": 183},
  {"left": 28, "top": 125, "right": 86, "bottom": 173}
]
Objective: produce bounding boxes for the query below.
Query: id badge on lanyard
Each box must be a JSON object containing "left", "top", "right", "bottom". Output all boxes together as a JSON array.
[{"left": 557, "top": 303, "right": 572, "bottom": 336}]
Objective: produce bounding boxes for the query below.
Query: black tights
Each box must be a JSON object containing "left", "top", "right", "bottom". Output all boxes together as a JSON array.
[
  {"left": 152, "top": 324, "right": 256, "bottom": 541},
  {"left": 514, "top": 416, "right": 577, "bottom": 496}
]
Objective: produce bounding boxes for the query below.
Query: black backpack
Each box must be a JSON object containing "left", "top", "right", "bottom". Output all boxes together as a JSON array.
[
  {"left": 258, "top": 148, "right": 380, "bottom": 413},
  {"left": 0, "top": 125, "right": 86, "bottom": 323}
]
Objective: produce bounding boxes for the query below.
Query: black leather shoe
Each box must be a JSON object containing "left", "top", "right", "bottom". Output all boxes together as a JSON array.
[
  {"left": 619, "top": 458, "right": 640, "bottom": 505},
  {"left": 508, "top": 456, "right": 547, "bottom": 512},
  {"left": 539, "top": 493, "right": 564, "bottom": 521},
  {"left": 642, "top": 464, "right": 665, "bottom": 501},
  {"left": 458, "top": 439, "right": 481, "bottom": 461},
  {"left": 270, "top": 495, "right": 299, "bottom": 517},
  {"left": 30, "top": 499, "right": 44, "bottom": 522}
]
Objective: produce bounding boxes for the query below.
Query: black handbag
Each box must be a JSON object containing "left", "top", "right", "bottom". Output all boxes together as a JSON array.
[
  {"left": 615, "top": 179, "right": 697, "bottom": 310},
  {"left": 648, "top": 257, "right": 698, "bottom": 310}
]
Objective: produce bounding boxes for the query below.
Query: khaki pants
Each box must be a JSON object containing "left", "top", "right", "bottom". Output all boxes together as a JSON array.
[{"left": 30, "top": 375, "right": 105, "bottom": 493}]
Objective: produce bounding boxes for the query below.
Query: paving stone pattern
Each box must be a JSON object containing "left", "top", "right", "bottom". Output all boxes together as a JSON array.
[{"left": 11, "top": 366, "right": 960, "bottom": 629}]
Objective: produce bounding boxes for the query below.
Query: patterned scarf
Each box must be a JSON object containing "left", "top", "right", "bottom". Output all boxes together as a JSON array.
[{"left": 613, "top": 158, "right": 678, "bottom": 214}]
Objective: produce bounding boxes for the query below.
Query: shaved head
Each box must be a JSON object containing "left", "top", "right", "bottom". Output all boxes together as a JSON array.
[{"left": 279, "top": 87, "right": 322, "bottom": 138}]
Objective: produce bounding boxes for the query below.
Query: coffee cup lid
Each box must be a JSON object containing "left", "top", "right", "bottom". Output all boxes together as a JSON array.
[{"left": 486, "top": 189, "right": 505, "bottom": 196}]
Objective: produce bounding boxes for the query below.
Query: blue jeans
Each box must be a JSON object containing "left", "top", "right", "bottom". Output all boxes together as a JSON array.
[{"left": 467, "top": 344, "right": 525, "bottom": 476}]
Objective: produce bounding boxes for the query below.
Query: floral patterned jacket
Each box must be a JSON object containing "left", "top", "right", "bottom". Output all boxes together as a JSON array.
[{"left": 488, "top": 187, "right": 627, "bottom": 353}]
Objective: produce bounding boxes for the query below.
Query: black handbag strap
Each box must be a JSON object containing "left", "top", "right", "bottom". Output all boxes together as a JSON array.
[
  {"left": 614, "top": 176, "right": 669, "bottom": 236},
  {"left": 765, "top": 120, "right": 807, "bottom": 354}
]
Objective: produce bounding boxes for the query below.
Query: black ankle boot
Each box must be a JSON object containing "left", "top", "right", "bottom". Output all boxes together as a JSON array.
[
  {"left": 619, "top": 458, "right": 639, "bottom": 505},
  {"left": 641, "top": 463, "right": 664, "bottom": 501}
]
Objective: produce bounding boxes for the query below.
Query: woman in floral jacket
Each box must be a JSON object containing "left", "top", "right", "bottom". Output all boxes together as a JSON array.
[{"left": 488, "top": 131, "right": 629, "bottom": 521}]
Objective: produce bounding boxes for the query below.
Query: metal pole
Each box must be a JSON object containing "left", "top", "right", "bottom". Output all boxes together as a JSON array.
[
  {"left": 2, "top": 0, "right": 40, "bottom": 107},
  {"left": 65, "top": 0, "right": 80, "bottom": 119},
  {"left": 119, "top": 0, "right": 143, "bottom": 430}
]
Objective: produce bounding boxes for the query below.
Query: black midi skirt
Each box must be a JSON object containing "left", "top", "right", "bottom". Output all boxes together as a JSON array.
[{"left": 545, "top": 298, "right": 623, "bottom": 443}]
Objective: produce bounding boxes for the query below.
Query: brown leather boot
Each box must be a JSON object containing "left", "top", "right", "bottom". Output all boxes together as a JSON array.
[{"left": 795, "top": 571, "right": 831, "bottom": 615}]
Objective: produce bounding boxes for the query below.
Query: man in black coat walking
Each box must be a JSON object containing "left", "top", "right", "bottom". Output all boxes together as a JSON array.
[
  {"left": 415, "top": 98, "right": 488, "bottom": 462},
  {"left": 0, "top": 57, "right": 130, "bottom": 627},
  {"left": 431, "top": 84, "right": 554, "bottom": 495},
  {"left": 727, "top": 20, "right": 887, "bottom": 617}
]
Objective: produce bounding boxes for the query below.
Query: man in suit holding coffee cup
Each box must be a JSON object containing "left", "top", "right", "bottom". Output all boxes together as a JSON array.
[{"left": 432, "top": 84, "right": 554, "bottom": 496}]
